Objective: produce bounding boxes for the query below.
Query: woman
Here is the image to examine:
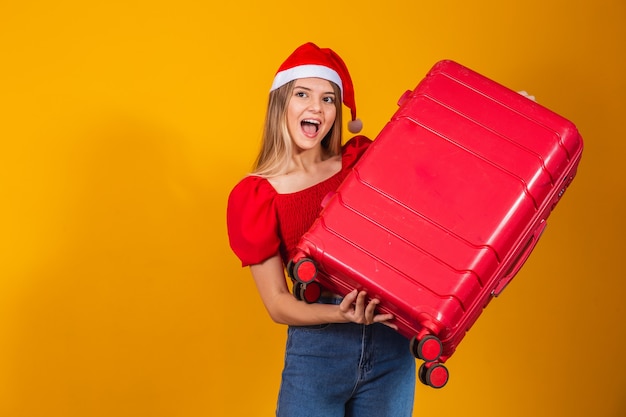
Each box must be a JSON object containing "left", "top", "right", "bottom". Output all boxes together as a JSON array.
[{"left": 227, "top": 42, "right": 416, "bottom": 417}]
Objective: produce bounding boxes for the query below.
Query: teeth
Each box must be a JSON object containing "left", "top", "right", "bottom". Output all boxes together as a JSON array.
[{"left": 302, "top": 119, "right": 320, "bottom": 125}]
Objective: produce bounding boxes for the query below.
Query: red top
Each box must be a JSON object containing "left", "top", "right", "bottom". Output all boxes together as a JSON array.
[{"left": 227, "top": 136, "right": 371, "bottom": 267}]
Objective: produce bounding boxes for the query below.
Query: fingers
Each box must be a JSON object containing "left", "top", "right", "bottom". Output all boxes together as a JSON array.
[
  {"left": 340, "top": 290, "right": 395, "bottom": 327},
  {"left": 355, "top": 290, "right": 368, "bottom": 316},
  {"left": 367, "top": 298, "right": 396, "bottom": 329},
  {"left": 339, "top": 290, "right": 366, "bottom": 323},
  {"left": 363, "top": 296, "right": 379, "bottom": 323},
  {"left": 339, "top": 289, "right": 358, "bottom": 312},
  {"left": 378, "top": 320, "right": 398, "bottom": 331},
  {"left": 517, "top": 90, "right": 536, "bottom": 101}
]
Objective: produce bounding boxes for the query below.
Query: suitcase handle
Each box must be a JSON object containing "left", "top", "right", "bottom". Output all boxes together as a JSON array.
[
  {"left": 321, "top": 191, "right": 336, "bottom": 208},
  {"left": 492, "top": 220, "right": 547, "bottom": 296},
  {"left": 397, "top": 90, "right": 413, "bottom": 107}
]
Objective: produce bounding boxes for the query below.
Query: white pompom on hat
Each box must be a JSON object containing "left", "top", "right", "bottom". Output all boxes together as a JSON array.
[{"left": 270, "top": 42, "right": 363, "bottom": 134}]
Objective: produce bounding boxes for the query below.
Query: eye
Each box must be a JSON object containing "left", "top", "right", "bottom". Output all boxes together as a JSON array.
[
  {"left": 294, "top": 90, "right": 307, "bottom": 98},
  {"left": 323, "top": 96, "right": 335, "bottom": 103}
]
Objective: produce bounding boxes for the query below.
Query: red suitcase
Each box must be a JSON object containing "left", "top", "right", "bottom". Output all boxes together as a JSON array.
[{"left": 288, "top": 60, "right": 583, "bottom": 388}]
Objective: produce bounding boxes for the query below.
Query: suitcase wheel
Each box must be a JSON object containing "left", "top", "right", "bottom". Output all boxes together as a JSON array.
[
  {"left": 292, "top": 281, "right": 322, "bottom": 304},
  {"left": 410, "top": 335, "right": 443, "bottom": 362},
  {"left": 292, "top": 281, "right": 304, "bottom": 301},
  {"left": 418, "top": 362, "right": 449, "bottom": 389},
  {"left": 291, "top": 258, "right": 318, "bottom": 284},
  {"left": 286, "top": 259, "right": 296, "bottom": 279}
]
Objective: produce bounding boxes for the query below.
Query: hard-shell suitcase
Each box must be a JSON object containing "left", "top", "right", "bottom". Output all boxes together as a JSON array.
[{"left": 288, "top": 60, "right": 583, "bottom": 388}]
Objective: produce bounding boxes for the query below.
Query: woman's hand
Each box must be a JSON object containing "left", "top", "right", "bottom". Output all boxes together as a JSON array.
[{"left": 339, "top": 289, "right": 398, "bottom": 330}]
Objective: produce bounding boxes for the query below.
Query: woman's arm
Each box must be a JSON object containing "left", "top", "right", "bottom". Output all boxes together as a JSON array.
[{"left": 250, "top": 255, "right": 396, "bottom": 328}]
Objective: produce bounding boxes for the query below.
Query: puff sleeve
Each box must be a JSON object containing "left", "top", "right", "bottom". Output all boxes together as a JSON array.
[
  {"left": 342, "top": 135, "right": 372, "bottom": 170},
  {"left": 227, "top": 175, "right": 280, "bottom": 267}
]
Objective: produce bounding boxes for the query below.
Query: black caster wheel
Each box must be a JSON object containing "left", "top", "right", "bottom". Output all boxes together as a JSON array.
[
  {"left": 286, "top": 259, "right": 296, "bottom": 279},
  {"left": 410, "top": 335, "right": 443, "bottom": 362},
  {"left": 418, "top": 362, "right": 449, "bottom": 389},
  {"left": 291, "top": 258, "right": 317, "bottom": 284},
  {"left": 293, "top": 281, "right": 321, "bottom": 304}
]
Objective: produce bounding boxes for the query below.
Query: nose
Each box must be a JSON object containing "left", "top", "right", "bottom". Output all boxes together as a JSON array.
[{"left": 308, "top": 97, "right": 323, "bottom": 112}]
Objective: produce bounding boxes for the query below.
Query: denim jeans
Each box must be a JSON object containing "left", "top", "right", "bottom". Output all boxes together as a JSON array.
[{"left": 276, "top": 299, "right": 416, "bottom": 417}]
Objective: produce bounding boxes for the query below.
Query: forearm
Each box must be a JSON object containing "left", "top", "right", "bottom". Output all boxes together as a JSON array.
[
  {"left": 263, "top": 290, "right": 346, "bottom": 326},
  {"left": 248, "top": 256, "right": 391, "bottom": 328},
  {"left": 249, "top": 257, "right": 344, "bottom": 326}
]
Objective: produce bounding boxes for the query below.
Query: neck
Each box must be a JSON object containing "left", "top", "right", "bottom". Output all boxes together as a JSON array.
[{"left": 289, "top": 146, "right": 326, "bottom": 173}]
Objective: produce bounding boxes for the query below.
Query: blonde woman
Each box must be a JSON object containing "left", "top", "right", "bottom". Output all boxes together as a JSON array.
[{"left": 227, "top": 42, "right": 415, "bottom": 417}]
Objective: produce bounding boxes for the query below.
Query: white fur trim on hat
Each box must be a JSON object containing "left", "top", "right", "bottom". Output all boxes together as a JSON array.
[{"left": 270, "top": 64, "right": 343, "bottom": 94}]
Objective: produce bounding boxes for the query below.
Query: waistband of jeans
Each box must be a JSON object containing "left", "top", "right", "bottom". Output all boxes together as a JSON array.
[{"left": 317, "top": 295, "right": 343, "bottom": 305}]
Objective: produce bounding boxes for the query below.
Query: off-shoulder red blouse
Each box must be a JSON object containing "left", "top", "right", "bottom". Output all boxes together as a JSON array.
[{"left": 227, "top": 136, "right": 372, "bottom": 267}]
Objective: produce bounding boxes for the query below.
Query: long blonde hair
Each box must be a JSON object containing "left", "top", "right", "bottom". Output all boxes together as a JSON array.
[{"left": 252, "top": 80, "right": 343, "bottom": 177}]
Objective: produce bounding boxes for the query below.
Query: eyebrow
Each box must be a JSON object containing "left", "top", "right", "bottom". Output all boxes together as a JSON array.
[{"left": 294, "top": 85, "right": 336, "bottom": 95}]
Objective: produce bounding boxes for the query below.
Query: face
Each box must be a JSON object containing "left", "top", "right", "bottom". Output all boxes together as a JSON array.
[{"left": 286, "top": 77, "right": 337, "bottom": 152}]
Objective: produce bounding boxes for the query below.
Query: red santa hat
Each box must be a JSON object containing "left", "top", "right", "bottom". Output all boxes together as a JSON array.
[{"left": 270, "top": 42, "right": 363, "bottom": 134}]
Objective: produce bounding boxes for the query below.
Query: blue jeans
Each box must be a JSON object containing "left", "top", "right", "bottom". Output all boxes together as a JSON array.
[{"left": 276, "top": 300, "right": 416, "bottom": 417}]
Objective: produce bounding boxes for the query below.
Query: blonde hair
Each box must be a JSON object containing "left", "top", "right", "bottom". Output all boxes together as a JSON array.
[{"left": 253, "top": 80, "right": 343, "bottom": 177}]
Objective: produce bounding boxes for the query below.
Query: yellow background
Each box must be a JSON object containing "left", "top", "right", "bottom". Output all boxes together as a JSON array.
[{"left": 1, "top": 1, "right": 624, "bottom": 416}]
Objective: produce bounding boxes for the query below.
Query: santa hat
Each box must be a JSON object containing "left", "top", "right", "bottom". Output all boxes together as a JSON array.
[{"left": 270, "top": 42, "right": 363, "bottom": 134}]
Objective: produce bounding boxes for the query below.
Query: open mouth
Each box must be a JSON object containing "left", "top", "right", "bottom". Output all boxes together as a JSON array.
[{"left": 301, "top": 119, "right": 320, "bottom": 135}]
